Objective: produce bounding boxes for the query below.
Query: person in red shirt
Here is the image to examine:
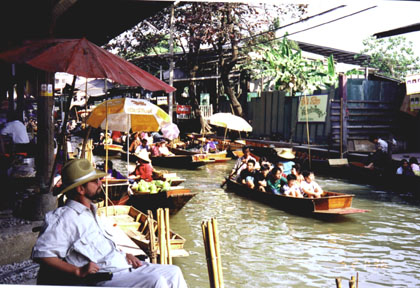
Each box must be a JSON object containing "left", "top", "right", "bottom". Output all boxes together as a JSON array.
[
  {"left": 129, "top": 149, "right": 153, "bottom": 182},
  {"left": 110, "top": 130, "right": 122, "bottom": 144}
]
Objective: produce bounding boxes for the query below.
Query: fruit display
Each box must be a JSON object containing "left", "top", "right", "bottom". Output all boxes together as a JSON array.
[{"left": 131, "top": 179, "right": 172, "bottom": 194}]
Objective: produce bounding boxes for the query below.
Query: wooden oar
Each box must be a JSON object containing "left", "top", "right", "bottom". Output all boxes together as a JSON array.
[{"left": 220, "top": 162, "right": 246, "bottom": 188}]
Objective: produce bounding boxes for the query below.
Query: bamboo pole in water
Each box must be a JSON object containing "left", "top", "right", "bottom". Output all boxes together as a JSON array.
[
  {"left": 147, "top": 210, "right": 157, "bottom": 264},
  {"left": 335, "top": 278, "right": 342, "bottom": 288},
  {"left": 165, "top": 208, "right": 172, "bottom": 265},
  {"left": 349, "top": 276, "right": 356, "bottom": 288},
  {"left": 202, "top": 218, "right": 224, "bottom": 288},
  {"left": 202, "top": 221, "right": 215, "bottom": 288},
  {"left": 212, "top": 218, "right": 224, "bottom": 288}
]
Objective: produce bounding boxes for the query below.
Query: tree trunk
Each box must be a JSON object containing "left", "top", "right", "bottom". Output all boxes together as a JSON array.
[{"left": 33, "top": 70, "right": 56, "bottom": 220}]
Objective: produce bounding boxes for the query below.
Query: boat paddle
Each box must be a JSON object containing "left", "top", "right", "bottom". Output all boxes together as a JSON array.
[{"left": 220, "top": 161, "right": 246, "bottom": 188}]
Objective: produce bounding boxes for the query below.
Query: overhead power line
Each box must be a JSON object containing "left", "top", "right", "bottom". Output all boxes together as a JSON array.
[{"left": 246, "top": 5, "right": 378, "bottom": 48}]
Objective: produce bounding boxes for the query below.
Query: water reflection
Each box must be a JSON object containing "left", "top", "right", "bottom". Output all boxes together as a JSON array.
[{"left": 100, "top": 154, "right": 420, "bottom": 287}]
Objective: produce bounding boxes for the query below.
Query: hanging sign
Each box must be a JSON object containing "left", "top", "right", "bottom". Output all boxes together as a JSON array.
[
  {"left": 40, "top": 84, "right": 53, "bottom": 97},
  {"left": 176, "top": 105, "right": 192, "bottom": 119},
  {"left": 406, "top": 74, "right": 420, "bottom": 95},
  {"left": 297, "top": 94, "right": 328, "bottom": 122},
  {"left": 156, "top": 96, "right": 168, "bottom": 105}
]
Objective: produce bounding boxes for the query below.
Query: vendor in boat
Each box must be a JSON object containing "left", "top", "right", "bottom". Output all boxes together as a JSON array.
[
  {"left": 267, "top": 167, "right": 287, "bottom": 195},
  {"left": 129, "top": 149, "right": 153, "bottom": 182},
  {"left": 238, "top": 159, "right": 258, "bottom": 189},
  {"left": 230, "top": 145, "right": 259, "bottom": 180},
  {"left": 276, "top": 148, "right": 295, "bottom": 175},
  {"left": 255, "top": 164, "right": 271, "bottom": 192},
  {"left": 300, "top": 170, "right": 323, "bottom": 198},
  {"left": 365, "top": 135, "right": 390, "bottom": 170},
  {"left": 32, "top": 158, "right": 187, "bottom": 287}
]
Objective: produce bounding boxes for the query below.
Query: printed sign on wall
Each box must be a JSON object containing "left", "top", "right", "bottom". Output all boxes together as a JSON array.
[
  {"left": 406, "top": 74, "right": 420, "bottom": 95},
  {"left": 298, "top": 94, "right": 328, "bottom": 122}
]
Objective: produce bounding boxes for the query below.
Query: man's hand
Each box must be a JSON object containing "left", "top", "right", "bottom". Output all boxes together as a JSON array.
[
  {"left": 76, "top": 262, "right": 100, "bottom": 278},
  {"left": 126, "top": 253, "right": 143, "bottom": 268}
]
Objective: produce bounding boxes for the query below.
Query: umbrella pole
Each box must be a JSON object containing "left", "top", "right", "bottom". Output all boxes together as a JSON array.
[
  {"left": 81, "top": 126, "right": 92, "bottom": 159},
  {"left": 304, "top": 94, "right": 311, "bottom": 169},
  {"left": 223, "top": 127, "right": 228, "bottom": 151},
  {"left": 48, "top": 75, "right": 76, "bottom": 194},
  {"left": 127, "top": 117, "right": 130, "bottom": 176},
  {"left": 105, "top": 102, "right": 109, "bottom": 216}
]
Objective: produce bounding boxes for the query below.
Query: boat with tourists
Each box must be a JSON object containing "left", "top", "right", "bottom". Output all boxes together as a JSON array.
[
  {"left": 120, "top": 150, "right": 214, "bottom": 169},
  {"left": 225, "top": 178, "right": 369, "bottom": 216},
  {"left": 169, "top": 146, "right": 231, "bottom": 163}
]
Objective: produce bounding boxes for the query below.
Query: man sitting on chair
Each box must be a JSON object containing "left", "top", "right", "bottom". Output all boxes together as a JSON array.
[{"left": 32, "top": 158, "right": 187, "bottom": 287}]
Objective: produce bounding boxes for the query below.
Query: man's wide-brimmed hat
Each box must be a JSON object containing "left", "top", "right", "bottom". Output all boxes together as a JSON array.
[
  {"left": 277, "top": 148, "right": 295, "bottom": 160},
  {"left": 60, "top": 159, "right": 107, "bottom": 194},
  {"left": 135, "top": 148, "right": 151, "bottom": 163}
]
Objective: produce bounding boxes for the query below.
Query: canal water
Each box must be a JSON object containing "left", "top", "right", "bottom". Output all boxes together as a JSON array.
[{"left": 102, "top": 156, "right": 420, "bottom": 288}]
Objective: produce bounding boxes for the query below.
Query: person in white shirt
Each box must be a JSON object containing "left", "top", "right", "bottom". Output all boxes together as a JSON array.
[
  {"left": 0, "top": 117, "right": 29, "bottom": 144},
  {"left": 365, "top": 136, "right": 389, "bottom": 169},
  {"left": 32, "top": 158, "right": 187, "bottom": 287},
  {"left": 300, "top": 170, "right": 323, "bottom": 198}
]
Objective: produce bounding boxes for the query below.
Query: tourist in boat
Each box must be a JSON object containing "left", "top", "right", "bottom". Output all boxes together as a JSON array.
[
  {"left": 291, "top": 163, "right": 304, "bottom": 184},
  {"left": 135, "top": 138, "right": 150, "bottom": 154},
  {"left": 229, "top": 145, "right": 259, "bottom": 180},
  {"left": 32, "top": 158, "right": 187, "bottom": 287},
  {"left": 255, "top": 164, "right": 271, "bottom": 192},
  {"left": 129, "top": 149, "right": 153, "bottom": 182},
  {"left": 276, "top": 148, "right": 295, "bottom": 175},
  {"left": 300, "top": 170, "right": 323, "bottom": 198},
  {"left": 365, "top": 135, "right": 389, "bottom": 169},
  {"left": 282, "top": 174, "right": 303, "bottom": 198},
  {"left": 110, "top": 130, "right": 122, "bottom": 144},
  {"left": 203, "top": 139, "right": 218, "bottom": 153},
  {"left": 259, "top": 156, "right": 273, "bottom": 171},
  {"left": 266, "top": 167, "right": 287, "bottom": 195},
  {"left": 396, "top": 159, "right": 415, "bottom": 176},
  {"left": 409, "top": 157, "right": 420, "bottom": 175},
  {"left": 106, "top": 160, "right": 126, "bottom": 180},
  {"left": 150, "top": 141, "right": 161, "bottom": 157},
  {"left": 158, "top": 140, "right": 174, "bottom": 157},
  {"left": 238, "top": 159, "right": 258, "bottom": 190}
]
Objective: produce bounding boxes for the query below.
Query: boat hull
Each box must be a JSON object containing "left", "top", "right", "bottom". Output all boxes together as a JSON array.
[
  {"left": 128, "top": 189, "right": 197, "bottom": 215},
  {"left": 226, "top": 179, "right": 368, "bottom": 216}
]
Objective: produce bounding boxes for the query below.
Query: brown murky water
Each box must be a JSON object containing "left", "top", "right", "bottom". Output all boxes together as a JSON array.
[{"left": 99, "top": 154, "right": 420, "bottom": 288}]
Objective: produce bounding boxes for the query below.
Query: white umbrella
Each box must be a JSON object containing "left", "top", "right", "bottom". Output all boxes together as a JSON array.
[{"left": 208, "top": 112, "right": 252, "bottom": 132}]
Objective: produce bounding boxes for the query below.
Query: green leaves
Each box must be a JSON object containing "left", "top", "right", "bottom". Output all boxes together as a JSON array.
[
  {"left": 358, "top": 36, "right": 420, "bottom": 80},
  {"left": 248, "top": 35, "right": 337, "bottom": 94}
]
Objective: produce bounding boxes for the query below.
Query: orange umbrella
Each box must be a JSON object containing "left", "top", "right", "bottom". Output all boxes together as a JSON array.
[{"left": 0, "top": 37, "right": 175, "bottom": 92}]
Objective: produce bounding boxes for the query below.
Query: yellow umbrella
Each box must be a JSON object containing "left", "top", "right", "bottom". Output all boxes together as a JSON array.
[{"left": 86, "top": 97, "right": 171, "bottom": 132}]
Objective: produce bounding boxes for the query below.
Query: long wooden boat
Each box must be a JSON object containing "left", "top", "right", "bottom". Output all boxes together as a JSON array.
[
  {"left": 169, "top": 147, "right": 231, "bottom": 163},
  {"left": 128, "top": 188, "right": 197, "bottom": 215},
  {"left": 121, "top": 151, "right": 214, "bottom": 169},
  {"left": 93, "top": 143, "right": 124, "bottom": 156},
  {"left": 152, "top": 155, "right": 214, "bottom": 169},
  {"left": 97, "top": 205, "right": 189, "bottom": 258},
  {"left": 225, "top": 179, "right": 369, "bottom": 216}
]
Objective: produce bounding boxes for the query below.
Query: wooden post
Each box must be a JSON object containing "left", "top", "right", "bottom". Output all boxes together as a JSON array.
[
  {"left": 339, "top": 73, "right": 348, "bottom": 157},
  {"left": 335, "top": 278, "right": 342, "bottom": 288},
  {"left": 202, "top": 218, "right": 224, "bottom": 288},
  {"left": 147, "top": 210, "right": 157, "bottom": 264},
  {"left": 164, "top": 208, "right": 172, "bottom": 265}
]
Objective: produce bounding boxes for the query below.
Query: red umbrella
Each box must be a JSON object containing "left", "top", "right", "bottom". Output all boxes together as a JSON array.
[{"left": 0, "top": 37, "right": 175, "bottom": 92}]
